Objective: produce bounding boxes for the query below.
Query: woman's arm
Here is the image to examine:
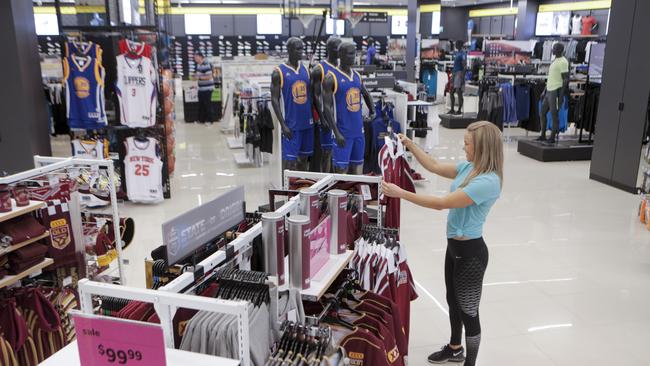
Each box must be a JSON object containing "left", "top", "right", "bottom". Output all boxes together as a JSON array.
[
  {"left": 399, "top": 134, "right": 458, "bottom": 179},
  {"left": 382, "top": 181, "right": 474, "bottom": 210}
]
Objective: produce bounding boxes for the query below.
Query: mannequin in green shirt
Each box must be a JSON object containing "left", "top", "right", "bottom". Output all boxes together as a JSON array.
[{"left": 537, "top": 43, "right": 569, "bottom": 144}]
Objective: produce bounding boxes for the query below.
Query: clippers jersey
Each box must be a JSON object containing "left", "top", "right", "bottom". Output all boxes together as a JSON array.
[
  {"left": 124, "top": 137, "right": 163, "bottom": 203},
  {"left": 115, "top": 54, "right": 157, "bottom": 127},
  {"left": 276, "top": 63, "right": 313, "bottom": 131},
  {"left": 63, "top": 55, "right": 107, "bottom": 129},
  {"left": 329, "top": 68, "right": 364, "bottom": 137}
]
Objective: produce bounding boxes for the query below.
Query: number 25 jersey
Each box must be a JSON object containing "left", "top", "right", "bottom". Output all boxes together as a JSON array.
[{"left": 124, "top": 137, "right": 163, "bottom": 203}]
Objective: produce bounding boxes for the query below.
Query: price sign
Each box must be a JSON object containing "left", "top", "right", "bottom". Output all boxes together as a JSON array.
[{"left": 72, "top": 312, "right": 167, "bottom": 366}]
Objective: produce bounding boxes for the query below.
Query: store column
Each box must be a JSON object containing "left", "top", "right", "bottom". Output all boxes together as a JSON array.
[
  {"left": 0, "top": 0, "right": 51, "bottom": 174},
  {"left": 406, "top": 0, "right": 418, "bottom": 82},
  {"left": 515, "top": 0, "right": 538, "bottom": 40}
]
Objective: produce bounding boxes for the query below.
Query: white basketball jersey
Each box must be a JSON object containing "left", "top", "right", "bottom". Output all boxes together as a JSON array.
[
  {"left": 71, "top": 139, "right": 105, "bottom": 159},
  {"left": 116, "top": 55, "right": 157, "bottom": 127},
  {"left": 124, "top": 137, "right": 163, "bottom": 203}
]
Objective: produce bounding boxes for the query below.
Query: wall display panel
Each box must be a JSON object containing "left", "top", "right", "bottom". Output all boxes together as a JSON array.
[
  {"left": 184, "top": 14, "right": 211, "bottom": 35},
  {"left": 352, "top": 22, "right": 371, "bottom": 36},
  {"left": 502, "top": 15, "right": 515, "bottom": 36},
  {"left": 391, "top": 15, "right": 408, "bottom": 35},
  {"left": 490, "top": 16, "right": 503, "bottom": 34},
  {"left": 258, "top": 14, "right": 283, "bottom": 35},
  {"left": 234, "top": 15, "right": 258, "bottom": 36},
  {"left": 38, "top": 35, "right": 63, "bottom": 56},
  {"left": 479, "top": 17, "right": 491, "bottom": 34},
  {"left": 34, "top": 14, "right": 59, "bottom": 36},
  {"left": 535, "top": 11, "right": 571, "bottom": 36},
  {"left": 326, "top": 18, "right": 345, "bottom": 35},
  {"left": 213, "top": 15, "right": 235, "bottom": 36},
  {"left": 431, "top": 12, "right": 441, "bottom": 35},
  {"left": 370, "top": 19, "right": 390, "bottom": 36}
]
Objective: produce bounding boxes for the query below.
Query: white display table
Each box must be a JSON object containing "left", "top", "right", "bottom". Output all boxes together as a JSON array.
[{"left": 40, "top": 341, "right": 241, "bottom": 366}]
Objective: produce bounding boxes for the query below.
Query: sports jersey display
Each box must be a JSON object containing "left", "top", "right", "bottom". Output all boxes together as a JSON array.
[
  {"left": 63, "top": 54, "right": 107, "bottom": 129},
  {"left": 379, "top": 137, "right": 416, "bottom": 229},
  {"left": 330, "top": 67, "right": 364, "bottom": 137},
  {"left": 71, "top": 139, "right": 106, "bottom": 159},
  {"left": 124, "top": 137, "right": 163, "bottom": 203},
  {"left": 65, "top": 40, "right": 102, "bottom": 62},
  {"left": 115, "top": 55, "right": 157, "bottom": 127},
  {"left": 276, "top": 63, "right": 313, "bottom": 131},
  {"left": 118, "top": 39, "right": 153, "bottom": 58},
  {"left": 317, "top": 60, "right": 337, "bottom": 150}
]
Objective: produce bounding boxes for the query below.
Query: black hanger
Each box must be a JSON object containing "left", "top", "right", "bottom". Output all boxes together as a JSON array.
[{"left": 135, "top": 128, "right": 148, "bottom": 142}]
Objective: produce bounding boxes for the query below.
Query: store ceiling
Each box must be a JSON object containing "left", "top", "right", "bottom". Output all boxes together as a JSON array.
[
  {"left": 34, "top": 0, "right": 515, "bottom": 7},
  {"left": 441, "top": 0, "right": 516, "bottom": 6}
]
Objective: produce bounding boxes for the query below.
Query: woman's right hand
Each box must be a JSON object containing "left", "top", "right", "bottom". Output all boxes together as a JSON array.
[{"left": 398, "top": 133, "right": 413, "bottom": 149}]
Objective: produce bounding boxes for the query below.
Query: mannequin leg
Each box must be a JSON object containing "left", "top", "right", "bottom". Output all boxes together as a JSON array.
[
  {"left": 297, "top": 156, "right": 310, "bottom": 171},
  {"left": 547, "top": 91, "right": 560, "bottom": 143},
  {"left": 348, "top": 164, "right": 363, "bottom": 175},
  {"left": 457, "top": 89, "right": 464, "bottom": 115},
  {"left": 537, "top": 92, "right": 551, "bottom": 141},
  {"left": 449, "top": 91, "right": 456, "bottom": 114},
  {"left": 334, "top": 166, "right": 349, "bottom": 174},
  {"left": 321, "top": 150, "right": 332, "bottom": 173}
]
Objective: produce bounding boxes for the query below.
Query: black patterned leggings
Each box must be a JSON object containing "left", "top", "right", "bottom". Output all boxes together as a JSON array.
[{"left": 445, "top": 237, "right": 489, "bottom": 366}]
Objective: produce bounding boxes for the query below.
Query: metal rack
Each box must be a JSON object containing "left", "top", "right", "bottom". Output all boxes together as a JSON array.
[{"left": 77, "top": 279, "right": 250, "bottom": 365}]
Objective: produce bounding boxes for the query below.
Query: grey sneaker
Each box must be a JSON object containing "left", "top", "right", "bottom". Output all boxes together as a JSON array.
[{"left": 428, "top": 344, "right": 465, "bottom": 364}]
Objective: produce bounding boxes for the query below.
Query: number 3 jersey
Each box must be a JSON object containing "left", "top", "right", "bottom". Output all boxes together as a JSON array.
[
  {"left": 116, "top": 55, "right": 157, "bottom": 127},
  {"left": 124, "top": 137, "right": 163, "bottom": 203}
]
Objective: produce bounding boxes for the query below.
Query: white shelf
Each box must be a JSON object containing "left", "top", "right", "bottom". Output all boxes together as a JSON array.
[
  {"left": 301, "top": 250, "right": 353, "bottom": 302},
  {"left": 40, "top": 341, "right": 241, "bottom": 366},
  {"left": 233, "top": 152, "right": 253, "bottom": 165},
  {"left": 0, "top": 257, "right": 54, "bottom": 289},
  {"left": 407, "top": 100, "right": 434, "bottom": 106},
  {"left": 0, "top": 200, "right": 45, "bottom": 223},
  {"left": 0, "top": 231, "right": 50, "bottom": 257}
]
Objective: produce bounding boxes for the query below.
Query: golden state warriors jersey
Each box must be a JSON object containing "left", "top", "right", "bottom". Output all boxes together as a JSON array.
[
  {"left": 277, "top": 63, "right": 313, "bottom": 131},
  {"left": 329, "top": 68, "right": 363, "bottom": 138}
]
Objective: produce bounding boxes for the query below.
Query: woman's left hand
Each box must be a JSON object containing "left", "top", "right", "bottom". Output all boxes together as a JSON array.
[{"left": 382, "top": 181, "right": 404, "bottom": 198}]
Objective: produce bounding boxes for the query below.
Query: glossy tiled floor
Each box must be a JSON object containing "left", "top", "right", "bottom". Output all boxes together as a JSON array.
[{"left": 51, "top": 108, "right": 650, "bottom": 365}]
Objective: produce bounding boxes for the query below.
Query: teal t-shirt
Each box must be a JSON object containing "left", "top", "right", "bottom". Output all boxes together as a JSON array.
[{"left": 447, "top": 161, "right": 501, "bottom": 239}]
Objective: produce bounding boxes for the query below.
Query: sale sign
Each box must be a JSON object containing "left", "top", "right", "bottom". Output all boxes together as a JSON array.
[{"left": 72, "top": 311, "right": 167, "bottom": 366}]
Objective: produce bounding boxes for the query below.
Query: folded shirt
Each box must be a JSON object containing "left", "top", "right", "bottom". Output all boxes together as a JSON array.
[
  {"left": 0, "top": 216, "right": 46, "bottom": 244},
  {"left": 9, "top": 243, "right": 48, "bottom": 262}
]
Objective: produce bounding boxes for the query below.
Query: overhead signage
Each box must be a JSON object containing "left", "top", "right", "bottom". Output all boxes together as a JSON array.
[
  {"left": 72, "top": 312, "right": 167, "bottom": 366},
  {"left": 363, "top": 77, "right": 395, "bottom": 89},
  {"left": 163, "top": 186, "right": 245, "bottom": 265},
  {"left": 363, "top": 12, "right": 388, "bottom": 23}
]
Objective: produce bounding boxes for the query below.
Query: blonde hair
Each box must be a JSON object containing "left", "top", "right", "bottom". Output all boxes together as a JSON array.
[{"left": 459, "top": 121, "right": 504, "bottom": 189}]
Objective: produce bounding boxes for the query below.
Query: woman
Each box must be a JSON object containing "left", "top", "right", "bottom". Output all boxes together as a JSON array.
[{"left": 382, "top": 121, "right": 503, "bottom": 366}]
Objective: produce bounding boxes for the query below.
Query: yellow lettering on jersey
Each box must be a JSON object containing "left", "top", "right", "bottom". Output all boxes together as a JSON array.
[
  {"left": 346, "top": 88, "right": 361, "bottom": 112},
  {"left": 51, "top": 218, "right": 67, "bottom": 228},
  {"left": 74, "top": 77, "right": 90, "bottom": 98},
  {"left": 292, "top": 80, "right": 308, "bottom": 104},
  {"left": 349, "top": 351, "right": 365, "bottom": 360},
  {"left": 387, "top": 346, "right": 400, "bottom": 363}
]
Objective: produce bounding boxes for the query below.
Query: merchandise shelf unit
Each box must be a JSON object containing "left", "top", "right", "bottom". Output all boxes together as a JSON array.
[
  {"left": 0, "top": 258, "right": 54, "bottom": 289},
  {"left": 0, "top": 230, "right": 50, "bottom": 257},
  {"left": 0, "top": 200, "right": 46, "bottom": 223}
]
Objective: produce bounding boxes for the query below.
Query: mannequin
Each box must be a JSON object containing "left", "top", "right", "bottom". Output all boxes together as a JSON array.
[
  {"left": 448, "top": 41, "right": 466, "bottom": 115},
  {"left": 365, "top": 37, "right": 376, "bottom": 65},
  {"left": 310, "top": 37, "right": 342, "bottom": 173},
  {"left": 271, "top": 37, "right": 313, "bottom": 171},
  {"left": 322, "top": 42, "right": 375, "bottom": 175},
  {"left": 537, "top": 43, "right": 569, "bottom": 144}
]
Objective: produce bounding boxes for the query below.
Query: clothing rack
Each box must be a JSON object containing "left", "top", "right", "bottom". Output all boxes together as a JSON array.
[
  {"left": 304, "top": 275, "right": 357, "bottom": 326},
  {"left": 77, "top": 279, "right": 251, "bottom": 366}
]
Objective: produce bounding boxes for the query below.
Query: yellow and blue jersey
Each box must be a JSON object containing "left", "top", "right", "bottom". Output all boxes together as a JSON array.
[
  {"left": 276, "top": 63, "right": 313, "bottom": 131},
  {"left": 329, "top": 67, "right": 363, "bottom": 138},
  {"left": 63, "top": 54, "right": 107, "bottom": 129}
]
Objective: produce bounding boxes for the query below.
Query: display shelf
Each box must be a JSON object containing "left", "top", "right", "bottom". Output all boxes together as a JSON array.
[
  {"left": 227, "top": 136, "right": 243, "bottom": 149},
  {"left": 40, "top": 341, "right": 241, "bottom": 366},
  {"left": 94, "top": 260, "right": 119, "bottom": 279},
  {"left": 0, "top": 200, "right": 46, "bottom": 223},
  {"left": 0, "top": 257, "right": 54, "bottom": 289},
  {"left": 517, "top": 138, "right": 593, "bottom": 162},
  {"left": 301, "top": 250, "right": 353, "bottom": 302},
  {"left": 0, "top": 231, "right": 50, "bottom": 257}
]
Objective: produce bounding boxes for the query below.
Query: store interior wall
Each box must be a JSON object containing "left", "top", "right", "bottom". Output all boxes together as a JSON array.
[
  {"left": 440, "top": 6, "right": 469, "bottom": 41},
  {"left": 0, "top": 0, "right": 51, "bottom": 174}
]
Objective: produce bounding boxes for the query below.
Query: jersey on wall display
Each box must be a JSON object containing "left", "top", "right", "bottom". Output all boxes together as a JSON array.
[
  {"left": 115, "top": 54, "right": 157, "bottom": 127},
  {"left": 63, "top": 40, "right": 107, "bottom": 129},
  {"left": 124, "top": 136, "right": 164, "bottom": 203}
]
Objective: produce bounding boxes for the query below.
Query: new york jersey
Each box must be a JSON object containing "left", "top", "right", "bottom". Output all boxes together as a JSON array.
[
  {"left": 63, "top": 55, "right": 107, "bottom": 129},
  {"left": 124, "top": 137, "right": 163, "bottom": 203},
  {"left": 115, "top": 55, "right": 157, "bottom": 127},
  {"left": 329, "top": 68, "right": 364, "bottom": 137},
  {"left": 71, "top": 139, "right": 106, "bottom": 159},
  {"left": 276, "top": 63, "right": 313, "bottom": 131}
]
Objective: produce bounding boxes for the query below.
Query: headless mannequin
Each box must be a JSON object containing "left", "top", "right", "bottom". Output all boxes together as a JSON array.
[
  {"left": 449, "top": 40, "right": 466, "bottom": 115},
  {"left": 538, "top": 43, "right": 570, "bottom": 144},
  {"left": 310, "top": 37, "right": 342, "bottom": 173},
  {"left": 271, "top": 38, "right": 310, "bottom": 171},
  {"left": 322, "top": 42, "right": 375, "bottom": 175}
]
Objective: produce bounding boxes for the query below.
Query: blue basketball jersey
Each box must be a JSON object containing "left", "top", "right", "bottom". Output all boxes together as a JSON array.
[
  {"left": 317, "top": 60, "right": 337, "bottom": 83},
  {"left": 277, "top": 63, "right": 313, "bottom": 131},
  {"left": 65, "top": 40, "right": 102, "bottom": 63},
  {"left": 329, "top": 68, "right": 364, "bottom": 138},
  {"left": 64, "top": 54, "right": 107, "bottom": 129}
]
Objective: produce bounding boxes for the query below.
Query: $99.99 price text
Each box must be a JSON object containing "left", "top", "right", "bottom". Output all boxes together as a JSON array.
[{"left": 97, "top": 344, "right": 143, "bottom": 364}]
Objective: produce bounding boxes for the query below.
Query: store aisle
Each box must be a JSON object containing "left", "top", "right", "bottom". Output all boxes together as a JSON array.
[{"left": 51, "top": 114, "right": 649, "bottom": 365}]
